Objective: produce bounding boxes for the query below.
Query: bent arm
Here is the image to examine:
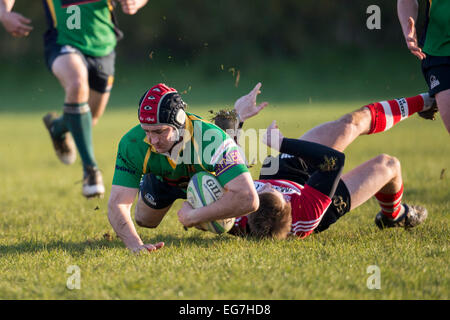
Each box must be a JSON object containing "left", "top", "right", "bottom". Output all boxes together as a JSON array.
[
  {"left": 180, "top": 172, "right": 259, "bottom": 226},
  {"left": 397, "top": 0, "right": 418, "bottom": 39},
  {"left": 108, "top": 185, "right": 143, "bottom": 250}
]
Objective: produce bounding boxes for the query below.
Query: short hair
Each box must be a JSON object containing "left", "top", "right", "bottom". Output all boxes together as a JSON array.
[{"left": 247, "top": 192, "right": 292, "bottom": 239}]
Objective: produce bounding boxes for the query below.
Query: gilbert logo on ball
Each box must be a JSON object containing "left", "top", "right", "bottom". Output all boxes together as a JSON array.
[{"left": 187, "top": 172, "right": 235, "bottom": 234}]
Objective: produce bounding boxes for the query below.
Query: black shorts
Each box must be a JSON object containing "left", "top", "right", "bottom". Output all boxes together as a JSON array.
[
  {"left": 44, "top": 37, "right": 116, "bottom": 93},
  {"left": 421, "top": 54, "right": 450, "bottom": 96},
  {"left": 259, "top": 154, "right": 351, "bottom": 233},
  {"left": 139, "top": 173, "right": 187, "bottom": 209}
]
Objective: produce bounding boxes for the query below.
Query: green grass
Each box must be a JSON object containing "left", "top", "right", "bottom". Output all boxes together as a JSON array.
[{"left": 0, "top": 103, "right": 448, "bottom": 300}]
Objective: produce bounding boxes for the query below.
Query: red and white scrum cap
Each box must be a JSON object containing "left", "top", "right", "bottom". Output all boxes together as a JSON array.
[{"left": 138, "top": 83, "right": 186, "bottom": 130}]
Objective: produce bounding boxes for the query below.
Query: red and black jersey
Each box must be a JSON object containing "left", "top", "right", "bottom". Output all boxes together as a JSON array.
[{"left": 234, "top": 179, "right": 332, "bottom": 239}]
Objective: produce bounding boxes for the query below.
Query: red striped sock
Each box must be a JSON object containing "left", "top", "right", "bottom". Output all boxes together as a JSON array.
[
  {"left": 366, "top": 94, "right": 426, "bottom": 134},
  {"left": 375, "top": 184, "right": 404, "bottom": 219}
]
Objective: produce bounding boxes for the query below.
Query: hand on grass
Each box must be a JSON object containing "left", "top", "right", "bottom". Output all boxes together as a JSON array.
[{"left": 132, "top": 242, "right": 165, "bottom": 254}]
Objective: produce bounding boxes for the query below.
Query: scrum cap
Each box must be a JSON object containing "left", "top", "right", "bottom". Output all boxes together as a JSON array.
[{"left": 138, "top": 83, "right": 186, "bottom": 130}]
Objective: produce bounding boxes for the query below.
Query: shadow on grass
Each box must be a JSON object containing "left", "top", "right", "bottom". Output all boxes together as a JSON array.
[
  {"left": 143, "top": 233, "right": 253, "bottom": 248},
  {"left": 0, "top": 238, "right": 124, "bottom": 257},
  {"left": 0, "top": 233, "right": 251, "bottom": 257}
]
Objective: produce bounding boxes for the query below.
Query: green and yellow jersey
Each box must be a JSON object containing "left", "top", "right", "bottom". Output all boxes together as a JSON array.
[
  {"left": 43, "top": 0, "right": 118, "bottom": 57},
  {"left": 422, "top": 0, "right": 450, "bottom": 56},
  {"left": 112, "top": 112, "right": 249, "bottom": 191}
]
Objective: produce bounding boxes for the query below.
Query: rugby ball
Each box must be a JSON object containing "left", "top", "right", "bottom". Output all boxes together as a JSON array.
[{"left": 186, "top": 172, "right": 235, "bottom": 234}]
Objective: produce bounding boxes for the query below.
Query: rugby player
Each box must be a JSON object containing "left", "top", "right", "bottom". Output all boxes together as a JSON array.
[
  {"left": 0, "top": 0, "right": 149, "bottom": 198},
  {"left": 397, "top": 0, "right": 450, "bottom": 133},
  {"left": 108, "top": 83, "right": 259, "bottom": 253},
  {"left": 210, "top": 83, "right": 432, "bottom": 239}
]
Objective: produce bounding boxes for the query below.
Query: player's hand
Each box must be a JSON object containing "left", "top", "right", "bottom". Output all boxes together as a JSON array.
[
  {"left": 177, "top": 201, "right": 196, "bottom": 228},
  {"left": 0, "top": 11, "right": 33, "bottom": 37},
  {"left": 263, "top": 120, "right": 284, "bottom": 151},
  {"left": 118, "top": 0, "right": 147, "bottom": 15},
  {"left": 131, "top": 242, "right": 164, "bottom": 254},
  {"left": 405, "top": 17, "right": 426, "bottom": 60},
  {"left": 234, "top": 82, "right": 269, "bottom": 122}
]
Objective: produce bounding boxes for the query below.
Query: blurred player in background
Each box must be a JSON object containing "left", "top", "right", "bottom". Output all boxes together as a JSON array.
[
  {"left": 397, "top": 0, "right": 450, "bottom": 133},
  {"left": 0, "top": 0, "right": 149, "bottom": 197},
  {"left": 211, "top": 83, "right": 431, "bottom": 239}
]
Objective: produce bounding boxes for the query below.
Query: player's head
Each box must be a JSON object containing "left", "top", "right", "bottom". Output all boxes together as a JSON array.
[
  {"left": 138, "top": 83, "right": 187, "bottom": 153},
  {"left": 247, "top": 183, "right": 292, "bottom": 239},
  {"left": 211, "top": 109, "right": 239, "bottom": 142}
]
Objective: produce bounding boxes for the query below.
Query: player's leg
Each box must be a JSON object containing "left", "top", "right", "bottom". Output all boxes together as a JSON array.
[
  {"left": 135, "top": 173, "right": 187, "bottom": 228},
  {"left": 85, "top": 51, "right": 115, "bottom": 126},
  {"left": 341, "top": 154, "right": 427, "bottom": 229},
  {"left": 341, "top": 154, "right": 403, "bottom": 211},
  {"left": 435, "top": 89, "right": 450, "bottom": 133},
  {"left": 421, "top": 55, "right": 450, "bottom": 133},
  {"left": 50, "top": 53, "right": 104, "bottom": 197},
  {"left": 89, "top": 90, "right": 111, "bottom": 126},
  {"left": 299, "top": 106, "right": 371, "bottom": 152},
  {"left": 135, "top": 193, "right": 172, "bottom": 228},
  {"left": 299, "top": 93, "right": 435, "bottom": 152}
]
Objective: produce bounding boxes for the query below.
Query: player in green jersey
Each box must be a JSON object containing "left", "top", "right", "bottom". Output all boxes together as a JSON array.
[
  {"left": 397, "top": 0, "right": 450, "bottom": 133},
  {"left": 0, "top": 0, "right": 149, "bottom": 197},
  {"left": 107, "top": 83, "right": 260, "bottom": 253}
]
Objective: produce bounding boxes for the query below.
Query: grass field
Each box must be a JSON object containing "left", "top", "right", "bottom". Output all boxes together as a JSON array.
[{"left": 0, "top": 102, "right": 449, "bottom": 300}]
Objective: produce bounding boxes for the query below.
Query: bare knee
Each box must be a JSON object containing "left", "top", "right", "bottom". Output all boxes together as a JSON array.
[
  {"left": 135, "top": 218, "right": 159, "bottom": 229},
  {"left": 375, "top": 153, "right": 401, "bottom": 175},
  {"left": 65, "top": 77, "right": 89, "bottom": 100},
  {"left": 134, "top": 198, "right": 168, "bottom": 229},
  {"left": 135, "top": 210, "right": 160, "bottom": 229}
]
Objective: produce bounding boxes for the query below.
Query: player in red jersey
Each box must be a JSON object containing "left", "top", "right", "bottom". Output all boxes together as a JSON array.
[{"left": 215, "top": 83, "right": 430, "bottom": 239}]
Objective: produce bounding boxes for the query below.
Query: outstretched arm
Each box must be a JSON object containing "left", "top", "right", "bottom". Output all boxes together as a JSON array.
[
  {"left": 234, "top": 82, "right": 268, "bottom": 124},
  {"left": 108, "top": 185, "right": 164, "bottom": 253},
  {"left": 0, "top": 0, "right": 33, "bottom": 37}
]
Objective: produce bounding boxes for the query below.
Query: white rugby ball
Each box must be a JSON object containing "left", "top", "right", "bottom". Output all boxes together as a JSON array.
[{"left": 186, "top": 172, "right": 235, "bottom": 234}]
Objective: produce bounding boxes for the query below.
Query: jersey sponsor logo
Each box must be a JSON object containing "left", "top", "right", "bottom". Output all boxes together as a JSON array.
[
  {"left": 210, "top": 138, "right": 236, "bottom": 165},
  {"left": 115, "top": 165, "right": 136, "bottom": 175},
  {"left": 215, "top": 149, "right": 244, "bottom": 176},
  {"left": 116, "top": 152, "right": 138, "bottom": 174},
  {"left": 430, "top": 75, "right": 440, "bottom": 89},
  {"left": 61, "top": 0, "right": 102, "bottom": 8}
]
